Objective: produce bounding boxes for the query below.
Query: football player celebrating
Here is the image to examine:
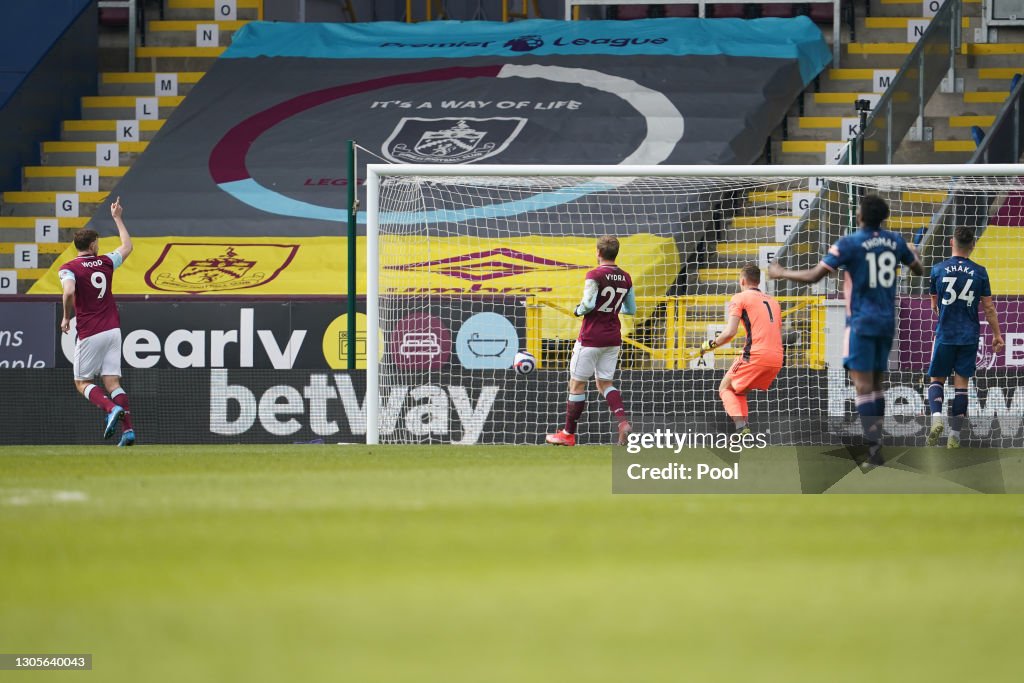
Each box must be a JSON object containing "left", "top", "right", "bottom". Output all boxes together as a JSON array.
[{"left": 58, "top": 197, "right": 136, "bottom": 446}]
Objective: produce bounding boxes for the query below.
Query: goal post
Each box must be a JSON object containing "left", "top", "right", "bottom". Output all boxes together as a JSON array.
[{"left": 365, "top": 164, "right": 1024, "bottom": 447}]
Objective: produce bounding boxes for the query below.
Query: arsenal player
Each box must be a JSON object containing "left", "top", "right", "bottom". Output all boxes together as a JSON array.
[
  {"left": 699, "top": 263, "right": 784, "bottom": 435},
  {"left": 547, "top": 236, "right": 636, "bottom": 447},
  {"left": 58, "top": 197, "right": 136, "bottom": 445}
]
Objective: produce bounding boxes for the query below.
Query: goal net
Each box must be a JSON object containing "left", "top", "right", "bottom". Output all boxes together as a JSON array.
[{"left": 366, "top": 165, "right": 1024, "bottom": 448}]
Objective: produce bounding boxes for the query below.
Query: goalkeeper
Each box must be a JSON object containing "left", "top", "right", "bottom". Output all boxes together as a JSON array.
[{"left": 699, "top": 263, "right": 784, "bottom": 434}]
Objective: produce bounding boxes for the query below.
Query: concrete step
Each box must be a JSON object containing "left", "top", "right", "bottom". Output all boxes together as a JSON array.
[
  {"left": 978, "top": 67, "right": 1024, "bottom": 83},
  {"left": 964, "top": 90, "right": 1016, "bottom": 104},
  {"left": 894, "top": 139, "right": 974, "bottom": 163},
  {"left": 98, "top": 71, "right": 205, "bottom": 97},
  {"left": 146, "top": 19, "right": 247, "bottom": 47},
  {"left": 845, "top": 42, "right": 920, "bottom": 68},
  {"left": 21, "top": 166, "right": 128, "bottom": 192},
  {"left": 0, "top": 269, "right": 49, "bottom": 293},
  {"left": 924, "top": 90, "right": 1005, "bottom": 117},
  {"left": 802, "top": 91, "right": 883, "bottom": 117},
  {"left": 813, "top": 68, "right": 884, "bottom": 93},
  {"left": 789, "top": 113, "right": 996, "bottom": 141},
  {"left": 929, "top": 114, "right": 994, "bottom": 139},
  {"left": 933, "top": 139, "right": 978, "bottom": 153},
  {"left": 61, "top": 119, "right": 165, "bottom": 142},
  {"left": 0, "top": 217, "right": 88, "bottom": 244},
  {"left": 135, "top": 46, "right": 224, "bottom": 72},
  {"left": 858, "top": 15, "right": 973, "bottom": 43},
  {"left": 965, "top": 43, "right": 1024, "bottom": 68},
  {"left": 0, "top": 244, "right": 65, "bottom": 270},
  {"left": 707, "top": 242, "right": 783, "bottom": 266},
  {"left": 871, "top": 0, "right": 982, "bottom": 18},
  {"left": 81, "top": 95, "right": 182, "bottom": 120},
  {"left": 1, "top": 191, "right": 108, "bottom": 218},
  {"left": 41, "top": 141, "right": 147, "bottom": 166},
  {"left": 163, "top": 0, "right": 260, "bottom": 21}
]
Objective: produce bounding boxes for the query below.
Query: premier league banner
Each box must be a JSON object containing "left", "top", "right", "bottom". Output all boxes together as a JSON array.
[{"left": 29, "top": 15, "right": 831, "bottom": 294}]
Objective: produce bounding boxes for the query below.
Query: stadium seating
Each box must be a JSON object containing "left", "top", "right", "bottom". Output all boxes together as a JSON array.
[
  {"left": 612, "top": 4, "right": 652, "bottom": 19},
  {"left": 3, "top": 0, "right": 1023, "bottom": 301},
  {"left": 759, "top": 4, "right": 796, "bottom": 19},
  {"left": 0, "top": 0, "right": 257, "bottom": 292}
]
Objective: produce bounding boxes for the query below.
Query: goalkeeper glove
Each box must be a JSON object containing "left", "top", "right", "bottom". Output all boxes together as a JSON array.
[{"left": 699, "top": 339, "right": 717, "bottom": 356}]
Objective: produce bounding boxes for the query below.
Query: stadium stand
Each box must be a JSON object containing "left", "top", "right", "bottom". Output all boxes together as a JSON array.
[{"left": 1, "top": 0, "right": 1022, "bottom": 303}]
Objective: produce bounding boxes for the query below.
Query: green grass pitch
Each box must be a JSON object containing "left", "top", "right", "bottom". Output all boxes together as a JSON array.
[{"left": 1, "top": 445, "right": 1022, "bottom": 682}]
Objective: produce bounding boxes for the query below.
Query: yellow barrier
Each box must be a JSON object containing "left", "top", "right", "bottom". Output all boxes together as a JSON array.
[{"left": 525, "top": 294, "right": 827, "bottom": 371}]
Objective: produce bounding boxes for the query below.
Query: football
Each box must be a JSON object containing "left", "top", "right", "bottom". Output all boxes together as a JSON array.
[{"left": 513, "top": 350, "right": 536, "bottom": 375}]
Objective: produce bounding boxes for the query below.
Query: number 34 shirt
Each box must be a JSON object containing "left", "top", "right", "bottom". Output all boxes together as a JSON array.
[
  {"left": 821, "top": 226, "right": 918, "bottom": 339},
  {"left": 58, "top": 251, "right": 123, "bottom": 339},
  {"left": 930, "top": 256, "right": 991, "bottom": 345}
]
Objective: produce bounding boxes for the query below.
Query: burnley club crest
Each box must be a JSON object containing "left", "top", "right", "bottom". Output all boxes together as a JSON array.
[{"left": 383, "top": 117, "right": 527, "bottom": 164}]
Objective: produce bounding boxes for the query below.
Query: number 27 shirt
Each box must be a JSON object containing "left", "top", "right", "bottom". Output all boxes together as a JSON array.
[{"left": 576, "top": 264, "right": 636, "bottom": 348}]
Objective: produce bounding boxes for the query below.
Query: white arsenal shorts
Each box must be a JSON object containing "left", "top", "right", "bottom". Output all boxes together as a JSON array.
[
  {"left": 569, "top": 341, "right": 620, "bottom": 382},
  {"left": 74, "top": 328, "right": 122, "bottom": 380}
]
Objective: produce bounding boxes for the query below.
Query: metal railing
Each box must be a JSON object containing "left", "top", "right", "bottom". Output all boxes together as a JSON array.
[
  {"left": 913, "top": 75, "right": 1024, "bottom": 268},
  {"left": 970, "top": 75, "right": 1024, "bottom": 164},
  {"left": 775, "top": 1, "right": 963, "bottom": 275},
  {"left": 523, "top": 294, "right": 827, "bottom": 370},
  {"left": 564, "top": 0, "right": 843, "bottom": 67},
  {"left": 851, "top": 0, "right": 961, "bottom": 165}
]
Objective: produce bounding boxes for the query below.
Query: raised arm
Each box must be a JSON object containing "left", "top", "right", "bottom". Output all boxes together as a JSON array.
[
  {"left": 111, "top": 196, "right": 133, "bottom": 261},
  {"left": 982, "top": 296, "right": 1005, "bottom": 354},
  {"left": 767, "top": 262, "right": 831, "bottom": 284}
]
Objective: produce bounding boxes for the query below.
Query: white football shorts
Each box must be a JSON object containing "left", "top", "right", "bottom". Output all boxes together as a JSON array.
[
  {"left": 569, "top": 341, "right": 620, "bottom": 381},
  {"left": 74, "top": 328, "right": 122, "bottom": 380}
]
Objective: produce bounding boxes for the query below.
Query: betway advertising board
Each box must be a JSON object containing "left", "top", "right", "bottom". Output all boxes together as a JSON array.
[
  {"left": 52, "top": 298, "right": 525, "bottom": 371},
  {"left": 6, "top": 298, "right": 1024, "bottom": 445}
]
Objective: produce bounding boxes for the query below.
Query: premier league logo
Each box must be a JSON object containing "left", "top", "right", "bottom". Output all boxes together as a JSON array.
[
  {"left": 504, "top": 35, "right": 544, "bottom": 52},
  {"left": 383, "top": 117, "right": 528, "bottom": 164}
]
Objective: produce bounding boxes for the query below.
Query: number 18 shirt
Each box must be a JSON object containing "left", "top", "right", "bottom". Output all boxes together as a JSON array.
[
  {"left": 821, "top": 226, "right": 917, "bottom": 338},
  {"left": 58, "top": 252, "right": 123, "bottom": 339}
]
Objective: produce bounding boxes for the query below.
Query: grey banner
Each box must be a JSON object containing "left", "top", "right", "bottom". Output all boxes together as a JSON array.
[
  {"left": 0, "top": 302, "right": 56, "bottom": 368},
  {"left": 92, "top": 54, "right": 805, "bottom": 237}
]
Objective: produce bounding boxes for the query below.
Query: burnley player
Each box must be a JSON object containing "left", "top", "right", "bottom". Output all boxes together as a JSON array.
[
  {"left": 58, "top": 197, "right": 136, "bottom": 445},
  {"left": 699, "top": 264, "right": 783, "bottom": 434},
  {"left": 926, "top": 226, "right": 1004, "bottom": 448},
  {"left": 547, "top": 236, "right": 636, "bottom": 447},
  {"left": 769, "top": 195, "right": 924, "bottom": 467}
]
